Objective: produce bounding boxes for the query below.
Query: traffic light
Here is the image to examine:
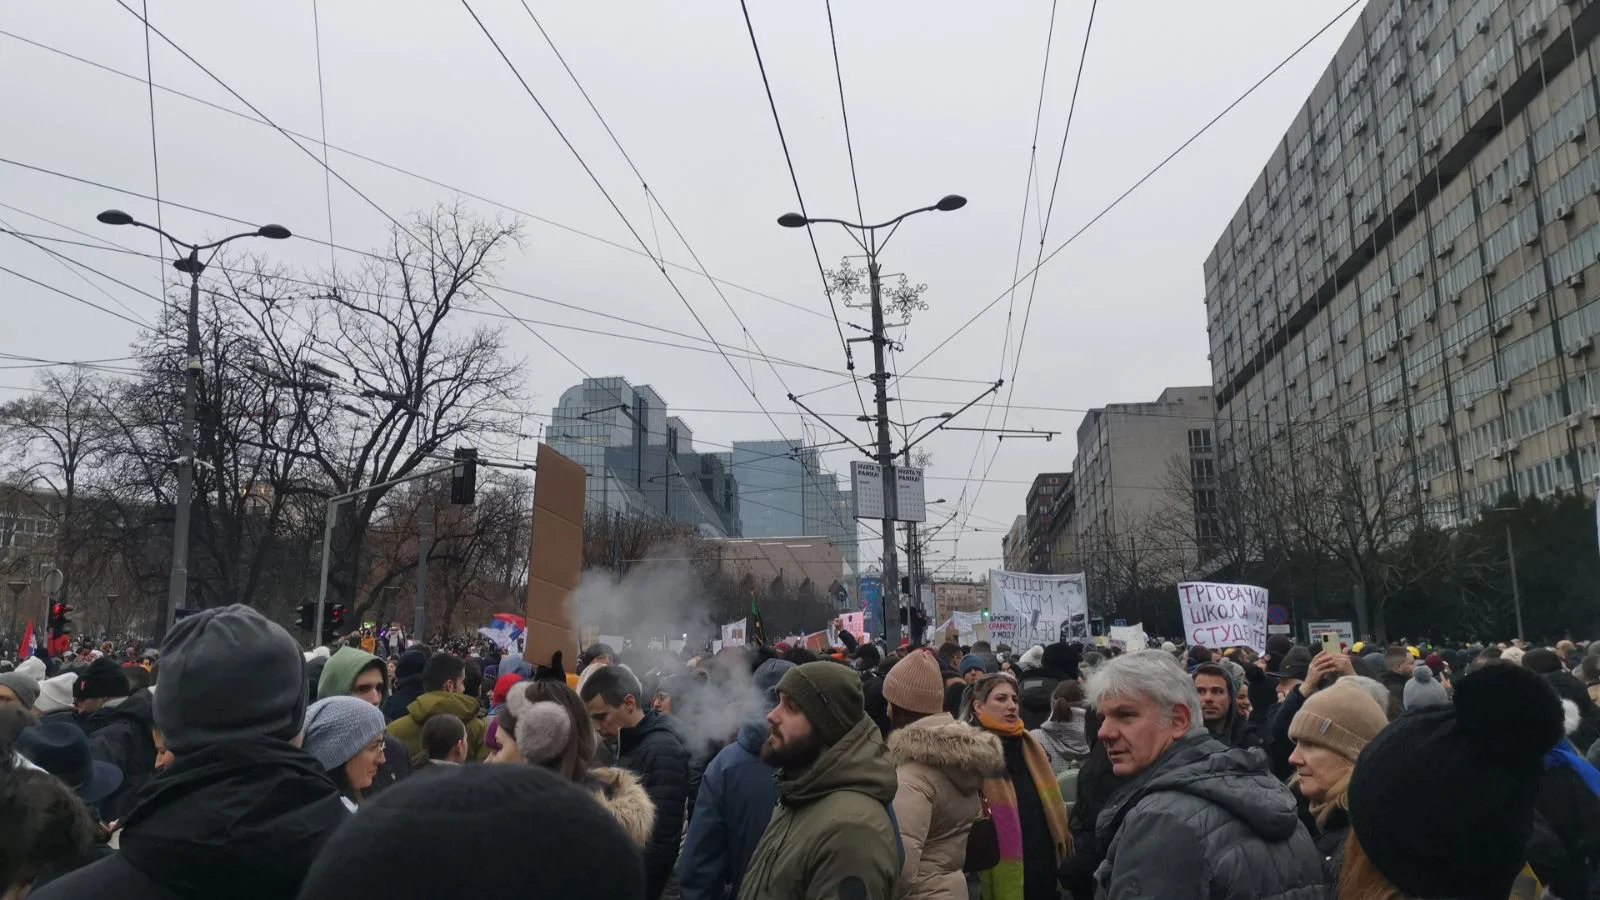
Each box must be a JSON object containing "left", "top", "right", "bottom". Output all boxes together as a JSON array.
[
  {"left": 324, "top": 603, "right": 348, "bottom": 634},
  {"left": 48, "top": 602, "right": 72, "bottom": 639},
  {"left": 899, "top": 576, "right": 911, "bottom": 597},
  {"left": 450, "top": 447, "right": 478, "bottom": 505},
  {"left": 297, "top": 601, "right": 316, "bottom": 632}
]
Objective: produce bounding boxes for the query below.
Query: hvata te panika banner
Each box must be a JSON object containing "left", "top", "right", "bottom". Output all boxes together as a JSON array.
[{"left": 1177, "top": 582, "right": 1268, "bottom": 653}]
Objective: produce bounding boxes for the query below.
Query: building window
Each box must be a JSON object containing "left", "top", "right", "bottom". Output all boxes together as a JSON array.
[
  {"left": 1188, "top": 429, "right": 1213, "bottom": 451},
  {"left": 1191, "top": 458, "right": 1216, "bottom": 481}
]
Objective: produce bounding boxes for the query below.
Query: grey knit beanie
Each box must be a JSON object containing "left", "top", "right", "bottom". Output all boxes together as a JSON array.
[
  {"left": 504, "top": 685, "right": 573, "bottom": 766},
  {"left": 302, "top": 695, "right": 387, "bottom": 771},
  {"left": 1404, "top": 664, "right": 1450, "bottom": 710},
  {"left": 0, "top": 671, "right": 39, "bottom": 709}
]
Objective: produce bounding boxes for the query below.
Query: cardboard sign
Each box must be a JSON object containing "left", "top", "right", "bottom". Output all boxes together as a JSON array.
[
  {"left": 988, "top": 570, "right": 1089, "bottom": 646},
  {"left": 721, "top": 619, "right": 747, "bottom": 648},
  {"left": 1178, "top": 582, "right": 1269, "bottom": 653},
  {"left": 838, "top": 611, "right": 866, "bottom": 642},
  {"left": 523, "top": 444, "right": 586, "bottom": 669}
]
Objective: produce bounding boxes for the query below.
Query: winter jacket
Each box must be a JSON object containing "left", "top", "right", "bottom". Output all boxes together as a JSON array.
[
  {"left": 739, "top": 716, "right": 900, "bottom": 900},
  {"left": 888, "top": 712, "right": 1003, "bottom": 900},
  {"left": 1204, "top": 687, "right": 1262, "bottom": 751},
  {"left": 1063, "top": 712, "right": 1124, "bottom": 900},
  {"left": 1528, "top": 755, "right": 1600, "bottom": 900},
  {"left": 386, "top": 691, "right": 489, "bottom": 762},
  {"left": 1093, "top": 733, "right": 1325, "bottom": 900},
  {"left": 1264, "top": 686, "right": 1307, "bottom": 782},
  {"left": 679, "top": 718, "right": 779, "bottom": 900},
  {"left": 587, "top": 765, "right": 658, "bottom": 847},
  {"left": 1376, "top": 669, "right": 1408, "bottom": 717},
  {"left": 381, "top": 673, "right": 424, "bottom": 723},
  {"left": 83, "top": 688, "right": 158, "bottom": 822},
  {"left": 314, "top": 647, "right": 412, "bottom": 791},
  {"left": 1016, "top": 667, "right": 1070, "bottom": 731},
  {"left": 618, "top": 710, "right": 691, "bottom": 900},
  {"left": 1031, "top": 714, "right": 1090, "bottom": 773},
  {"left": 1244, "top": 666, "right": 1278, "bottom": 726},
  {"left": 1307, "top": 806, "right": 1350, "bottom": 886},
  {"left": 30, "top": 738, "right": 347, "bottom": 900}
]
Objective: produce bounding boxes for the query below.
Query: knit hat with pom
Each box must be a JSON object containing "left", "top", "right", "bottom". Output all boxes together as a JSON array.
[
  {"left": 1349, "top": 662, "right": 1563, "bottom": 900},
  {"left": 503, "top": 684, "right": 573, "bottom": 766},
  {"left": 1402, "top": 664, "right": 1449, "bottom": 710}
]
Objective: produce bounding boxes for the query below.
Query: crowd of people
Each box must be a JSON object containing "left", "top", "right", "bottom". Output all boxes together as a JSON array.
[{"left": 3, "top": 607, "right": 1599, "bottom": 900}]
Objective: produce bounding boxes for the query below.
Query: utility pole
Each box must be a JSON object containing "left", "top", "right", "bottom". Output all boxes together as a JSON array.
[
  {"left": 416, "top": 481, "right": 432, "bottom": 640},
  {"left": 866, "top": 258, "right": 902, "bottom": 648}
]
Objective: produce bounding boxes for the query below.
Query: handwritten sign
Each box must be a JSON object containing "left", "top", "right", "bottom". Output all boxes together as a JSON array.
[
  {"left": 1108, "top": 623, "right": 1147, "bottom": 650},
  {"left": 986, "top": 613, "right": 1024, "bottom": 645},
  {"left": 721, "top": 619, "right": 747, "bottom": 648},
  {"left": 838, "top": 611, "right": 866, "bottom": 642},
  {"left": 988, "top": 569, "right": 1089, "bottom": 646},
  {"left": 1178, "top": 582, "right": 1268, "bottom": 653}
]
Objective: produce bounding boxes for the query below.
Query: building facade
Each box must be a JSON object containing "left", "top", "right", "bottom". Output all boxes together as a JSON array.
[
  {"left": 1024, "top": 473, "right": 1070, "bottom": 573},
  {"left": 931, "top": 579, "right": 991, "bottom": 623},
  {"left": 1206, "top": 0, "right": 1600, "bottom": 527},
  {"left": 1001, "top": 515, "right": 1028, "bottom": 572},
  {"left": 729, "top": 441, "right": 857, "bottom": 579}
]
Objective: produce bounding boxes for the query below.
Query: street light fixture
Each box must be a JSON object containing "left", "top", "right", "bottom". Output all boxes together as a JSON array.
[{"left": 98, "top": 208, "right": 292, "bottom": 637}]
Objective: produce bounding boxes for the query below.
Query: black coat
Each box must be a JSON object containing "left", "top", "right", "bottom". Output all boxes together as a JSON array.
[
  {"left": 83, "top": 689, "right": 158, "bottom": 822},
  {"left": 1017, "top": 666, "right": 1071, "bottom": 731},
  {"left": 1528, "top": 761, "right": 1600, "bottom": 900},
  {"left": 29, "top": 738, "right": 348, "bottom": 900},
  {"left": 618, "top": 710, "right": 691, "bottom": 900},
  {"left": 381, "top": 674, "right": 424, "bottom": 724},
  {"left": 1309, "top": 807, "right": 1351, "bottom": 886}
]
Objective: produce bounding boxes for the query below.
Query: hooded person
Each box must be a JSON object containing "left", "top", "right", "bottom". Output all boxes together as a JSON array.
[
  {"left": 380, "top": 648, "right": 427, "bottom": 724},
  {"left": 15, "top": 654, "right": 45, "bottom": 682},
  {"left": 295, "top": 765, "right": 646, "bottom": 900},
  {"left": 1342, "top": 663, "right": 1566, "bottom": 900},
  {"left": 30, "top": 604, "right": 347, "bottom": 900},
  {"left": 1191, "top": 663, "right": 1261, "bottom": 750},
  {"left": 301, "top": 695, "right": 390, "bottom": 812},
  {"left": 884, "top": 649, "right": 1004, "bottom": 900},
  {"left": 316, "top": 646, "right": 411, "bottom": 793},
  {"left": 1016, "top": 642, "right": 1080, "bottom": 731},
  {"left": 1402, "top": 663, "right": 1449, "bottom": 711},
  {"left": 679, "top": 658, "right": 794, "bottom": 900},
  {"left": 738, "top": 661, "right": 899, "bottom": 900},
  {"left": 1285, "top": 680, "right": 1388, "bottom": 883}
]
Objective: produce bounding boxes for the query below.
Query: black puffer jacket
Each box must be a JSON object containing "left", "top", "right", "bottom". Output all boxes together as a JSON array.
[
  {"left": 618, "top": 710, "right": 691, "bottom": 900},
  {"left": 30, "top": 738, "right": 348, "bottom": 900},
  {"left": 1094, "top": 734, "right": 1325, "bottom": 900},
  {"left": 1016, "top": 667, "right": 1071, "bottom": 731},
  {"left": 83, "top": 688, "right": 158, "bottom": 821}
]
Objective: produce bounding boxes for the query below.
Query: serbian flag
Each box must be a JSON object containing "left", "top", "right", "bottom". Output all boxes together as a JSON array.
[
  {"left": 477, "top": 613, "right": 526, "bottom": 650},
  {"left": 18, "top": 620, "right": 33, "bottom": 660}
]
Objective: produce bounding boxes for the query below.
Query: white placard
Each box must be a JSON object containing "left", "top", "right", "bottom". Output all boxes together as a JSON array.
[
  {"left": 1108, "top": 623, "right": 1147, "bottom": 649},
  {"left": 1306, "top": 619, "right": 1355, "bottom": 648},
  {"left": 721, "top": 618, "right": 747, "bottom": 648},
  {"left": 1177, "top": 582, "right": 1269, "bottom": 653},
  {"left": 988, "top": 570, "right": 1089, "bottom": 647},
  {"left": 851, "top": 462, "right": 886, "bottom": 519},
  {"left": 895, "top": 467, "right": 927, "bottom": 523},
  {"left": 987, "top": 612, "right": 1024, "bottom": 645},
  {"left": 838, "top": 611, "right": 866, "bottom": 641}
]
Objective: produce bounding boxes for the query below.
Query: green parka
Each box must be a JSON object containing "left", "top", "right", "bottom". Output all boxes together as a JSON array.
[{"left": 739, "top": 716, "right": 900, "bottom": 900}]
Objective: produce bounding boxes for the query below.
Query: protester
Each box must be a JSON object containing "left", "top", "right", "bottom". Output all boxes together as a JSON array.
[
  {"left": 679, "top": 658, "right": 793, "bottom": 900},
  {"left": 413, "top": 713, "right": 468, "bottom": 768},
  {"left": 15, "top": 722, "right": 123, "bottom": 817},
  {"left": 1343, "top": 663, "right": 1564, "bottom": 899},
  {"left": 1401, "top": 662, "right": 1449, "bottom": 711},
  {"left": 1017, "top": 642, "right": 1079, "bottom": 730},
  {"left": 316, "top": 645, "right": 412, "bottom": 792},
  {"left": 960, "top": 654, "right": 986, "bottom": 684},
  {"left": 964, "top": 672, "right": 1070, "bottom": 900},
  {"left": 71, "top": 659, "right": 155, "bottom": 823},
  {"left": 380, "top": 648, "right": 427, "bottom": 723},
  {"left": 739, "top": 661, "right": 898, "bottom": 900},
  {"left": 495, "top": 680, "right": 655, "bottom": 844},
  {"left": 33, "top": 673, "right": 76, "bottom": 724},
  {"left": 581, "top": 665, "right": 688, "bottom": 900},
  {"left": 884, "top": 649, "right": 1003, "bottom": 900},
  {"left": 1087, "top": 651, "right": 1324, "bottom": 899},
  {"left": 0, "top": 670, "right": 39, "bottom": 710},
  {"left": 1191, "top": 662, "right": 1260, "bottom": 749},
  {"left": 301, "top": 695, "right": 388, "bottom": 811},
  {"left": 296, "top": 765, "right": 646, "bottom": 900},
  {"left": 0, "top": 761, "right": 95, "bottom": 899},
  {"left": 32, "top": 604, "right": 347, "bottom": 900},
  {"left": 386, "top": 652, "right": 488, "bottom": 762},
  {"left": 1030, "top": 680, "right": 1089, "bottom": 773},
  {"left": 1285, "top": 680, "right": 1387, "bottom": 883}
]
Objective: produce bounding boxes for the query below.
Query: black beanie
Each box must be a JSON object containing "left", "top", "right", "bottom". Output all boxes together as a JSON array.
[
  {"left": 777, "top": 661, "right": 864, "bottom": 744},
  {"left": 297, "top": 764, "right": 644, "bottom": 900},
  {"left": 395, "top": 648, "right": 427, "bottom": 680},
  {"left": 1348, "top": 663, "right": 1563, "bottom": 900},
  {"left": 1521, "top": 647, "right": 1563, "bottom": 674},
  {"left": 1041, "top": 642, "right": 1081, "bottom": 679},
  {"left": 73, "top": 656, "right": 131, "bottom": 701}
]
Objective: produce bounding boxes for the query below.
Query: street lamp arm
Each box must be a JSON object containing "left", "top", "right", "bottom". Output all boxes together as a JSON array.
[
  {"left": 196, "top": 231, "right": 273, "bottom": 251},
  {"left": 123, "top": 218, "right": 195, "bottom": 253},
  {"left": 902, "top": 380, "right": 1003, "bottom": 455}
]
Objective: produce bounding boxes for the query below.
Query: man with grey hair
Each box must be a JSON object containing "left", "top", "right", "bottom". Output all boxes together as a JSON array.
[{"left": 1087, "top": 651, "right": 1324, "bottom": 899}]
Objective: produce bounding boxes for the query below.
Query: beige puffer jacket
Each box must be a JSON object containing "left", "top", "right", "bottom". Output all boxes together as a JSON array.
[{"left": 887, "top": 713, "right": 1004, "bottom": 900}]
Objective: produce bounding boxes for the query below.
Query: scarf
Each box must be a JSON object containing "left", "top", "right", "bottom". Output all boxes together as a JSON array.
[
  {"left": 976, "top": 713, "right": 1071, "bottom": 900},
  {"left": 1547, "top": 741, "right": 1600, "bottom": 797}
]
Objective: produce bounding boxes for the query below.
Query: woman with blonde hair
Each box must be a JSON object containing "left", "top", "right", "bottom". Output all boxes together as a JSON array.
[
  {"left": 1286, "top": 679, "right": 1387, "bottom": 882},
  {"left": 490, "top": 680, "right": 654, "bottom": 846},
  {"left": 966, "top": 673, "right": 1071, "bottom": 900}
]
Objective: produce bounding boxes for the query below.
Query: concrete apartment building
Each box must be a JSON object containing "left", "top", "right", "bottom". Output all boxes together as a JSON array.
[
  {"left": 1024, "top": 473, "right": 1070, "bottom": 572},
  {"left": 1206, "top": 0, "right": 1600, "bottom": 526},
  {"left": 1002, "top": 515, "right": 1028, "bottom": 572},
  {"left": 930, "top": 580, "right": 991, "bottom": 622}
]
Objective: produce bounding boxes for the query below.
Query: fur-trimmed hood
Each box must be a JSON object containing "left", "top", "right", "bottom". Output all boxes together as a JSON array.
[
  {"left": 586, "top": 765, "right": 656, "bottom": 847},
  {"left": 887, "top": 712, "right": 1003, "bottom": 791}
]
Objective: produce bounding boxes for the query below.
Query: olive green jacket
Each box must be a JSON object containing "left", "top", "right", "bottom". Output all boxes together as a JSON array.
[{"left": 739, "top": 717, "right": 900, "bottom": 900}]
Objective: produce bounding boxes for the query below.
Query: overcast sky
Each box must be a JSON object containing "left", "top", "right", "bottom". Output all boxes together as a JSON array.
[{"left": 1, "top": 0, "right": 1366, "bottom": 577}]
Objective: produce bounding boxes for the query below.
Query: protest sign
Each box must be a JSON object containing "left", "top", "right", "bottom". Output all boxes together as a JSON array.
[
  {"left": 1177, "top": 582, "right": 1269, "bottom": 653},
  {"left": 838, "top": 611, "right": 866, "bottom": 642},
  {"left": 721, "top": 619, "right": 747, "bottom": 648},
  {"left": 987, "top": 613, "right": 1023, "bottom": 645},
  {"left": 1108, "top": 622, "right": 1148, "bottom": 650},
  {"left": 1306, "top": 619, "right": 1355, "bottom": 648},
  {"left": 988, "top": 569, "right": 1089, "bottom": 646}
]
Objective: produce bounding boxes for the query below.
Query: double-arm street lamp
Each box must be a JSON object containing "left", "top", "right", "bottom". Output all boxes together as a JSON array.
[
  {"left": 776, "top": 194, "right": 966, "bottom": 648},
  {"left": 96, "top": 209, "right": 291, "bottom": 636}
]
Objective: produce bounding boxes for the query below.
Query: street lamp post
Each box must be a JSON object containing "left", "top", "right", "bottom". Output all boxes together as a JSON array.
[
  {"left": 96, "top": 210, "right": 291, "bottom": 637},
  {"left": 1493, "top": 505, "right": 1526, "bottom": 642},
  {"left": 778, "top": 195, "right": 966, "bottom": 648}
]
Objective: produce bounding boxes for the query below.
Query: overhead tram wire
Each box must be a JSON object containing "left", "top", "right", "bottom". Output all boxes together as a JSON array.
[
  {"left": 901, "top": 0, "right": 1368, "bottom": 381},
  {"left": 954, "top": 0, "right": 1099, "bottom": 548},
  {"left": 461, "top": 1, "right": 799, "bottom": 451},
  {"left": 738, "top": 0, "right": 872, "bottom": 431},
  {"left": 138, "top": 0, "right": 168, "bottom": 311},
  {"left": 0, "top": 221, "right": 156, "bottom": 326},
  {"left": 310, "top": 0, "right": 337, "bottom": 273}
]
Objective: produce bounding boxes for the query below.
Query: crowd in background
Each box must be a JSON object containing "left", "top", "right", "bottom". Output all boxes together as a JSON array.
[{"left": 3, "top": 608, "right": 1600, "bottom": 900}]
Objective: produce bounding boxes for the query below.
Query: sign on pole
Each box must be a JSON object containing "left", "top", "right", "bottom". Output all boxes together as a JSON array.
[
  {"left": 721, "top": 618, "right": 747, "bottom": 648},
  {"left": 851, "top": 462, "right": 886, "bottom": 519},
  {"left": 895, "top": 467, "right": 927, "bottom": 523},
  {"left": 850, "top": 462, "right": 926, "bottom": 522},
  {"left": 1177, "top": 582, "right": 1269, "bottom": 653},
  {"left": 988, "top": 570, "right": 1089, "bottom": 646}
]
